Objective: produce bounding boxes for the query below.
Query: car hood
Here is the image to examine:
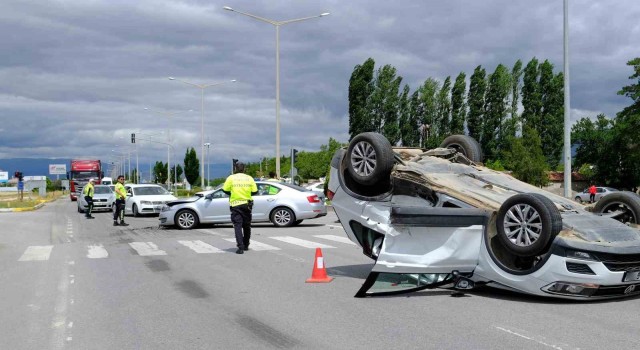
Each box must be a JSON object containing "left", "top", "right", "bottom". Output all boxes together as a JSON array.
[
  {"left": 166, "top": 196, "right": 201, "bottom": 206},
  {"left": 93, "top": 194, "right": 114, "bottom": 199},
  {"left": 133, "top": 195, "right": 177, "bottom": 201}
]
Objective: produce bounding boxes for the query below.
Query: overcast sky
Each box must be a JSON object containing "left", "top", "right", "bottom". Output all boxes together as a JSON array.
[{"left": 1, "top": 0, "right": 638, "bottom": 169}]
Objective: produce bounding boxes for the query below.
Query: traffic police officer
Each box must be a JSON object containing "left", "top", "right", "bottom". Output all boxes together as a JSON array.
[
  {"left": 83, "top": 178, "right": 95, "bottom": 219},
  {"left": 113, "top": 175, "right": 129, "bottom": 226},
  {"left": 223, "top": 162, "right": 257, "bottom": 254}
]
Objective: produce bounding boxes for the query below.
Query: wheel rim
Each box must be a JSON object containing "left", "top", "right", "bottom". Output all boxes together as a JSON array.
[
  {"left": 503, "top": 204, "right": 543, "bottom": 247},
  {"left": 448, "top": 143, "right": 466, "bottom": 157},
  {"left": 351, "top": 141, "right": 376, "bottom": 177},
  {"left": 600, "top": 202, "right": 637, "bottom": 224},
  {"left": 274, "top": 209, "right": 291, "bottom": 226},
  {"left": 178, "top": 212, "right": 195, "bottom": 228}
]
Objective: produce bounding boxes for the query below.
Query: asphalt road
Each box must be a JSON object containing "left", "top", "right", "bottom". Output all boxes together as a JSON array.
[{"left": 1, "top": 199, "right": 639, "bottom": 350}]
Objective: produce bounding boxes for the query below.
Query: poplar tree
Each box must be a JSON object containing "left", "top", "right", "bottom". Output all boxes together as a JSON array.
[
  {"left": 539, "top": 60, "right": 564, "bottom": 168},
  {"left": 435, "top": 76, "right": 452, "bottom": 144},
  {"left": 367, "top": 64, "right": 402, "bottom": 144},
  {"left": 450, "top": 72, "right": 467, "bottom": 135},
  {"left": 506, "top": 59, "right": 523, "bottom": 138},
  {"left": 522, "top": 57, "right": 542, "bottom": 131},
  {"left": 183, "top": 147, "right": 200, "bottom": 186},
  {"left": 409, "top": 90, "right": 424, "bottom": 147},
  {"left": 348, "top": 58, "right": 375, "bottom": 139},
  {"left": 467, "top": 66, "right": 487, "bottom": 142},
  {"left": 398, "top": 85, "right": 417, "bottom": 146},
  {"left": 482, "top": 64, "right": 511, "bottom": 160},
  {"left": 420, "top": 78, "right": 440, "bottom": 148}
]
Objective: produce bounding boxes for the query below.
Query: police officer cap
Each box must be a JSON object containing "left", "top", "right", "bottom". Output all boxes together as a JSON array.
[{"left": 89, "top": 178, "right": 95, "bottom": 182}]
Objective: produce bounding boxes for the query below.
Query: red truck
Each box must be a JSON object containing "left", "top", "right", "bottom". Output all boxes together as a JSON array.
[{"left": 68, "top": 159, "right": 103, "bottom": 201}]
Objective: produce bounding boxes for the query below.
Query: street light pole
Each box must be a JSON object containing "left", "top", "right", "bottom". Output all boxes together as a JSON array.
[
  {"left": 563, "top": 0, "right": 572, "bottom": 198},
  {"left": 169, "top": 77, "right": 235, "bottom": 188},
  {"left": 223, "top": 6, "right": 329, "bottom": 178},
  {"left": 204, "top": 142, "right": 211, "bottom": 188}
]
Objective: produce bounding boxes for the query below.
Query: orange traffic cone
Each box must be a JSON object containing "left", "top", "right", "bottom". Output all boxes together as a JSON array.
[{"left": 306, "top": 248, "right": 333, "bottom": 283}]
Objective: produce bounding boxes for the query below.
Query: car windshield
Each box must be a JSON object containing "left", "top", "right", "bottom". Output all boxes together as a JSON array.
[
  {"left": 278, "top": 183, "right": 308, "bottom": 192},
  {"left": 93, "top": 186, "right": 112, "bottom": 194},
  {"left": 71, "top": 171, "right": 99, "bottom": 180},
  {"left": 133, "top": 186, "right": 169, "bottom": 196}
]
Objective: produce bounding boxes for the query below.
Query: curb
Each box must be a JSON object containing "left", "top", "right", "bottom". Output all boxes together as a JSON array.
[{"left": 0, "top": 201, "right": 47, "bottom": 213}]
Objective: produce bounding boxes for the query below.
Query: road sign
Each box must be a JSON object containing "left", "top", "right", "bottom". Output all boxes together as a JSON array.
[
  {"left": 0, "top": 171, "right": 7, "bottom": 183},
  {"left": 49, "top": 164, "right": 67, "bottom": 175}
]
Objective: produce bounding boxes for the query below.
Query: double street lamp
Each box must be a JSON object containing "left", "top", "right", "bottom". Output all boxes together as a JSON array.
[
  {"left": 223, "top": 6, "right": 330, "bottom": 178},
  {"left": 168, "top": 77, "right": 236, "bottom": 188}
]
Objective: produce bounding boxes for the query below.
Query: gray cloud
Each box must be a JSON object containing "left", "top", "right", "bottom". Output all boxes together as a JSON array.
[{"left": 0, "top": 0, "right": 638, "bottom": 169}]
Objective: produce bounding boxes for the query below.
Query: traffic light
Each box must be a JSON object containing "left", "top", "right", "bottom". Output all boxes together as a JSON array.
[
  {"left": 131, "top": 133, "right": 135, "bottom": 144},
  {"left": 292, "top": 149, "right": 298, "bottom": 164}
]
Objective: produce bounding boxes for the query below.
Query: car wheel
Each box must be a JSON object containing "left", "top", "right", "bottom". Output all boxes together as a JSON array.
[
  {"left": 175, "top": 209, "right": 198, "bottom": 230},
  {"left": 346, "top": 132, "right": 394, "bottom": 186},
  {"left": 133, "top": 204, "right": 140, "bottom": 217},
  {"left": 496, "top": 193, "right": 562, "bottom": 257},
  {"left": 271, "top": 207, "right": 295, "bottom": 227},
  {"left": 593, "top": 191, "right": 640, "bottom": 225},
  {"left": 293, "top": 220, "right": 303, "bottom": 226},
  {"left": 440, "top": 135, "right": 483, "bottom": 163},
  {"left": 574, "top": 196, "right": 583, "bottom": 203}
]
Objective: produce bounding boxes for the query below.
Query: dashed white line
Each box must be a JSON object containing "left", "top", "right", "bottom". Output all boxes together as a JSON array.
[
  {"left": 269, "top": 236, "right": 335, "bottom": 249},
  {"left": 495, "top": 326, "right": 576, "bottom": 350},
  {"left": 129, "top": 242, "right": 167, "bottom": 256},
  {"left": 18, "top": 246, "right": 54, "bottom": 261}
]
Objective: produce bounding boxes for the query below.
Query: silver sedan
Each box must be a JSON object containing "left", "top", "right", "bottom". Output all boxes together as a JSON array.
[
  {"left": 77, "top": 185, "right": 116, "bottom": 213},
  {"left": 159, "top": 181, "right": 327, "bottom": 229}
]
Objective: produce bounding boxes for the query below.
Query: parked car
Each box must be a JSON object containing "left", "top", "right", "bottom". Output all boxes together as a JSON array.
[
  {"left": 328, "top": 132, "right": 640, "bottom": 300},
  {"left": 124, "top": 184, "right": 177, "bottom": 217},
  {"left": 305, "top": 182, "right": 326, "bottom": 202},
  {"left": 574, "top": 187, "right": 619, "bottom": 203},
  {"left": 77, "top": 185, "right": 115, "bottom": 213},
  {"left": 159, "top": 181, "right": 327, "bottom": 229}
]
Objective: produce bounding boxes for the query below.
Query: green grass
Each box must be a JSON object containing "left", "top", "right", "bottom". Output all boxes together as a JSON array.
[{"left": 0, "top": 191, "right": 65, "bottom": 209}]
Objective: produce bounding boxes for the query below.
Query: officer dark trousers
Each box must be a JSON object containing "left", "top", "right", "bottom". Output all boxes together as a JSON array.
[
  {"left": 231, "top": 204, "right": 252, "bottom": 249},
  {"left": 84, "top": 196, "right": 94, "bottom": 217},
  {"left": 113, "top": 199, "right": 125, "bottom": 222}
]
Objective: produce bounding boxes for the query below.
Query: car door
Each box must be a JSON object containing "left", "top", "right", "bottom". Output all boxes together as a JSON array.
[
  {"left": 596, "top": 187, "right": 605, "bottom": 201},
  {"left": 354, "top": 201, "right": 488, "bottom": 297},
  {"left": 200, "top": 189, "right": 231, "bottom": 222},
  {"left": 124, "top": 186, "right": 133, "bottom": 213},
  {"left": 251, "top": 183, "right": 279, "bottom": 221}
]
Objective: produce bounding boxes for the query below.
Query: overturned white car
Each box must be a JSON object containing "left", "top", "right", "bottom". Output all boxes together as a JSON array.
[{"left": 328, "top": 132, "right": 640, "bottom": 300}]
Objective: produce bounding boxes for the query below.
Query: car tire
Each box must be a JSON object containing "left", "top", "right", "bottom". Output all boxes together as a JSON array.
[
  {"left": 175, "top": 209, "right": 198, "bottom": 230},
  {"left": 133, "top": 204, "right": 140, "bottom": 218},
  {"left": 593, "top": 191, "right": 640, "bottom": 225},
  {"left": 496, "top": 193, "right": 562, "bottom": 257},
  {"left": 271, "top": 207, "right": 295, "bottom": 227},
  {"left": 440, "top": 135, "right": 483, "bottom": 163},
  {"left": 574, "top": 196, "right": 583, "bottom": 203},
  {"left": 346, "top": 132, "right": 394, "bottom": 186}
]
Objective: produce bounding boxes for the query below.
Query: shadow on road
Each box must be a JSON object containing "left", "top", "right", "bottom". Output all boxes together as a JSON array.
[{"left": 327, "top": 263, "right": 374, "bottom": 280}]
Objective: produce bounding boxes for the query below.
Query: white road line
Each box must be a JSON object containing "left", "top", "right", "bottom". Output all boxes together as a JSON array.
[
  {"left": 327, "top": 224, "right": 344, "bottom": 230},
  {"left": 18, "top": 246, "right": 54, "bottom": 261},
  {"left": 178, "top": 240, "right": 224, "bottom": 254},
  {"left": 224, "top": 238, "right": 281, "bottom": 251},
  {"left": 87, "top": 245, "right": 109, "bottom": 259},
  {"left": 129, "top": 242, "right": 167, "bottom": 256},
  {"left": 269, "top": 236, "right": 335, "bottom": 249},
  {"left": 313, "top": 234, "right": 356, "bottom": 245},
  {"left": 197, "top": 228, "right": 229, "bottom": 237},
  {"left": 495, "top": 326, "right": 576, "bottom": 350}
]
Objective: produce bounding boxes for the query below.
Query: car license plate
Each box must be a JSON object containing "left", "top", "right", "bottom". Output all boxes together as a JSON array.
[{"left": 623, "top": 271, "right": 640, "bottom": 282}]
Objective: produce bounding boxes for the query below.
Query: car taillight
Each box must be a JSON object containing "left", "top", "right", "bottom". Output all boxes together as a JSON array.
[
  {"left": 327, "top": 190, "right": 335, "bottom": 200},
  {"left": 307, "top": 195, "right": 321, "bottom": 203}
]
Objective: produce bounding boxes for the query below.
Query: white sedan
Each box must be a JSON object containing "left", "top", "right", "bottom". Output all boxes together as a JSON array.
[{"left": 124, "top": 184, "right": 177, "bottom": 217}]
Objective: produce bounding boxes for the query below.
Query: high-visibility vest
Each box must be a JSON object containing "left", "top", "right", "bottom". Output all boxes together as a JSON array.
[
  {"left": 83, "top": 183, "right": 94, "bottom": 197},
  {"left": 223, "top": 173, "right": 257, "bottom": 207}
]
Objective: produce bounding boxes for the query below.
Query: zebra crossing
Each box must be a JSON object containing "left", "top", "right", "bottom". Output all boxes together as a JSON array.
[{"left": 15, "top": 235, "right": 357, "bottom": 261}]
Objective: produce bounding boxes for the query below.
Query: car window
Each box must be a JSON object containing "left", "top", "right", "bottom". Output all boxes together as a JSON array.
[
  {"left": 126, "top": 187, "right": 133, "bottom": 195},
  {"left": 605, "top": 187, "right": 618, "bottom": 191},
  {"left": 257, "top": 184, "right": 280, "bottom": 196},
  {"left": 211, "top": 190, "right": 229, "bottom": 199},
  {"left": 133, "top": 186, "right": 169, "bottom": 195},
  {"left": 93, "top": 186, "right": 112, "bottom": 194},
  {"left": 278, "top": 183, "right": 307, "bottom": 191},
  {"left": 596, "top": 188, "right": 604, "bottom": 193}
]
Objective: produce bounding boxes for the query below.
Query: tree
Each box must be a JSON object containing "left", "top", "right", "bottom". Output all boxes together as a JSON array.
[
  {"left": 367, "top": 64, "right": 402, "bottom": 144},
  {"left": 613, "top": 57, "right": 640, "bottom": 189},
  {"left": 502, "top": 127, "right": 548, "bottom": 187},
  {"left": 170, "top": 164, "right": 183, "bottom": 184},
  {"left": 540, "top": 64, "right": 564, "bottom": 169},
  {"left": 398, "top": 85, "right": 416, "bottom": 146},
  {"left": 450, "top": 72, "right": 467, "bottom": 135},
  {"left": 572, "top": 114, "right": 619, "bottom": 185},
  {"left": 467, "top": 66, "right": 487, "bottom": 142},
  {"left": 408, "top": 89, "right": 424, "bottom": 146},
  {"left": 420, "top": 78, "right": 440, "bottom": 148},
  {"left": 522, "top": 57, "right": 542, "bottom": 132},
  {"left": 505, "top": 59, "right": 523, "bottom": 139},
  {"left": 482, "top": 64, "right": 511, "bottom": 160},
  {"left": 153, "top": 161, "right": 167, "bottom": 184},
  {"left": 435, "top": 76, "right": 452, "bottom": 145},
  {"left": 183, "top": 147, "right": 200, "bottom": 186},
  {"left": 348, "top": 58, "right": 375, "bottom": 139}
]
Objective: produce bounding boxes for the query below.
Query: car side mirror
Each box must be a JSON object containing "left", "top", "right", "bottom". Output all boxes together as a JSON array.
[{"left": 205, "top": 194, "right": 213, "bottom": 200}]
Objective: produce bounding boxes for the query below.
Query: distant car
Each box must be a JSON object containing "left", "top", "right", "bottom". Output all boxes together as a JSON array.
[
  {"left": 77, "top": 185, "right": 115, "bottom": 213},
  {"left": 124, "top": 184, "right": 178, "bottom": 217},
  {"left": 159, "top": 181, "right": 327, "bottom": 229},
  {"left": 305, "top": 182, "right": 326, "bottom": 202},
  {"left": 574, "top": 187, "right": 619, "bottom": 203}
]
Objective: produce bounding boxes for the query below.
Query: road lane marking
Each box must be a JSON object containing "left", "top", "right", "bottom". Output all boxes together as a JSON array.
[
  {"left": 178, "top": 240, "right": 224, "bottom": 253},
  {"left": 87, "top": 245, "right": 109, "bottom": 259},
  {"left": 495, "top": 326, "right": 577, "bottom": 350},
  {"left": 224, "top": 238, "right": 281, "bottom": 251},
  {"left": 327, "top": 224, "right": 344, "bottom": 230},
  {"left": 269, "top": 237, "right": 335, "bottom": 249},
  {"left": 197, "top": 228, "right": 229, "bottom": 237},
  {"left": 313, "top": 234, "right": 356, "bottom": 245},
  {"left": 129, "top": 242, "right": 167, "bottom": 256},
  {"left": 18, "top": 246, "right": 54, "bottom": 261}
]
